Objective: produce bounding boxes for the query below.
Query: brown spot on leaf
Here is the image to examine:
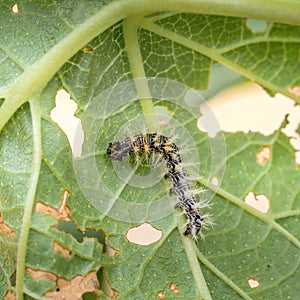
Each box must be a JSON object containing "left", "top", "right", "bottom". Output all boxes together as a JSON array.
[
  {"left": 57, "top": 190, "right": 71, "bottom": 219},
  {"left": 46, "top": 272, "right": 99, "bottom": 299},
  {"left": 27, "top": 267, "right": 99, "bottom": 299},
  {"left": 288, "top": 85, "right": 300, "bottom": 97},
  {"left": 5, "top": 290, "right": 16, "bottom": 300},
  {"left": 82, "top": 46, "right": 94, "bottom": 53},
  {"left": 35, "top": 190, "right": 71, "bottom": 221},
  {"left": 256, "top": 146, "right": 271, "bottom": 165},
  {"left": 26, "top": 267, "right": 57, "bottom": 282},
  {"left": 0, "top": 212, "right": 15, "bottom": 236},
  {"left": 105, "top": 240, "right": 120, "bottom": 258},
  {"left": 169, "top": 282, "right": 180, "bottom": 294},
  {"left": 53, "top": 242, "right": 72, "bottom": 259},
  {"left": 157, "top": 290, "right": 166, "bottom": 299}
]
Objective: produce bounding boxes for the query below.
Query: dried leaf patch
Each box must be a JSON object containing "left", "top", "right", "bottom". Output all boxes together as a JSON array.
[
  {"left": 105, "top": 240, "right": 121, "bottom": 258},
  {"left": 0, "top": 212, "right": 15, "bottom": 236},
  {"left": 5, "top": 290, "right": 16, "bottom": 300},
  {"left": 157, "top": 290, "right": 166, "bottom": 299},
  {"left": 53, "top": 242, "right": 72, "bottom": 259},
  {"left": 35, "top": 190, "right": 71, "bottom": 221},
  {"left": 27, "top": 267, "right": 99, "bottom": 299},
  {"left": 169, "top": 282, "right": 180, "bottom": 294},
  {"left": 256, "top": 146, "right": 271, "bottom": 165}
]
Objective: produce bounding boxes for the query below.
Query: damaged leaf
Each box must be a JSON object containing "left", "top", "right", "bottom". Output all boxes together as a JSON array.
[{"left": 0, "top": 1, "right": 299, "bottom": 299}]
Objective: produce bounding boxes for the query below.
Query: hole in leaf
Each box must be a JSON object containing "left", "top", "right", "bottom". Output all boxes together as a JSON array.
[
  {"left": 84, "top": 228, "right": 106, "bottom": 244},
  {"left": 248, "top": 278, "right": 260, "bottom": 288},
  {"left": 126, "top": 223, "right": 162, "bottom": 246},
  {"left": 50, "top": 89, "right": 84, "bottom": 157},
  {"left": 9, "top": 269, "right": 16, "bottom": 287},
  {"left": 82, "top": 292, "right": 98, "bottom": 299},
  {"left": 11, "top": 3, "right": 19, "bottom": 14},
  {"left": 97, "top": 268, "right": 118, "bottom": 299},
  {"left": 184, "top": 89, "right": 206, "bottom": 106},
  {"left": 197, "top": 104, "right": 220, "bottom": 138},
  {"left": 244, "top": 192, "right": 270, "bottom": 213},
  {"left": 57, "top": 220, "right": 84, "bottom": 242},
  {"left": 280, "top": 107, "right": 300, "bottom": 165},
  {"left": 205, "top": 83, "right": 295, "bottom": 135},
  {"left": 246, "top": 19, "right": 268, "bottom": 33},
  {"left": 256, "top": 146, "right": 271, "bottom": 165},
  {"left": 57, "top": 220, "right": 105, "bottom": 245},
  {"left": 211, "top": 176, "right": 219, "bottom": 187}
]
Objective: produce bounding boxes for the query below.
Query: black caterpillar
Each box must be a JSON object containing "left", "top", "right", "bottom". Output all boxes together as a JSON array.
[{"left": 107, "top": 133, "right": 210, "bottom": 239}]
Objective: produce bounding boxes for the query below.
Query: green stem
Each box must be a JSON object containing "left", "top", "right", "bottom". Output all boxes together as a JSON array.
[
  {"left": 15, "top": 96, "right": 42, "bottom": 300},
  {"left": 176, "top": 213, "right": 212, "bottom": 300},
  {"left": 123, "top": 16, "right": 157, "bottom": 131}
]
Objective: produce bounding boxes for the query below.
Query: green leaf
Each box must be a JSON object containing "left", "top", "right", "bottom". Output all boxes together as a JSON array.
[{"left": 0, "top": 1, "right": 300, "bottom": 299}]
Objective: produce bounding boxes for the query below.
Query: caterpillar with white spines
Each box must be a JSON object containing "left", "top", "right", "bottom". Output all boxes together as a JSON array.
[{"left": 107, "top": 132, "right": 212, "bottom": 240}]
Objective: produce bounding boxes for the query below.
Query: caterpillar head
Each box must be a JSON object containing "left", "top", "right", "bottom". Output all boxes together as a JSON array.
[{"left": 107, "top": 142, "right": 125, "bottom": 161}]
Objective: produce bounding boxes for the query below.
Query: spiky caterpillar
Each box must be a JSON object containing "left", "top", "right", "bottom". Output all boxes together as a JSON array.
[{"left": 107, "top": 133, "right": 210, "bottom": 239}]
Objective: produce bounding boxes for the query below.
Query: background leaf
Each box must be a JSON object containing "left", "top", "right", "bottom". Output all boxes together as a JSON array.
[{"left": 0, "top": 1, "right": 299, "bottom": 299}]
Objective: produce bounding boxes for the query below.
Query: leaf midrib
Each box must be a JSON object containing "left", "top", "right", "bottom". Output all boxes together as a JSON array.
[{"left": 16, "top": 96, "right": 42, "bottom": 300}]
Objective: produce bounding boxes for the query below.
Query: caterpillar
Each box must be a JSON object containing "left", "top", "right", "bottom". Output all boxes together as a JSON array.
[{"left": 106, "top": 133, "right": 211, "bottom": 239}]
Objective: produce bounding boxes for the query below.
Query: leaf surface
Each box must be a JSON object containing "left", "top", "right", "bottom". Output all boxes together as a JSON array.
[{"left": 0, "top": 1, "right": 299, "bottom": 299}]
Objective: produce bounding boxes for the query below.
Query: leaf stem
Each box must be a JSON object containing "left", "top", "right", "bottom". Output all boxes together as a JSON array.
[
  {"left": 123, "top": 16, "right": 157, "bottom": 131},
  {"left": 176, "top": 213, "right": 212, "bottom": 300},
  {"left": 16, "top": 96, "right": 42, "bottom": 300}
]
